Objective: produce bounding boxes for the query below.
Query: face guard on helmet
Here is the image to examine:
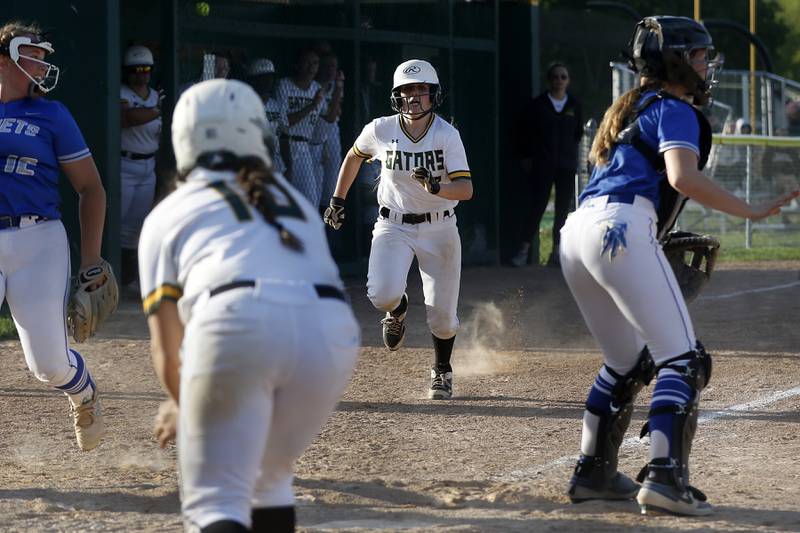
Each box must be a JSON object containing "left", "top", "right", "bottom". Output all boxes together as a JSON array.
[
  {"left": 171, "top": 79, "right": 272, "bottom": 174},
  {"left": 390, "top": 59, "right": 443, "bottom": 118},
  {"left": 1, "top": 34, "right": 60, "bottom": 93},
  {"left": 627, "top": 16, "right": 723, "bottom": 106}
]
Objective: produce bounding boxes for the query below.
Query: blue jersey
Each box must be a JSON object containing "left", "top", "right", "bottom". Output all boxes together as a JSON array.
[
  {"left": 580, "top": 91, "right": 700, "bottom": 208},
  {"left": 0, "top": 97, "right": 91, "bottom": 219}
]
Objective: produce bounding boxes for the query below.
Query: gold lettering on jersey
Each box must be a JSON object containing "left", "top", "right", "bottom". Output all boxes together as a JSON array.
[{"left": 384, "top": 149, "right": 445, "bottom": 171}]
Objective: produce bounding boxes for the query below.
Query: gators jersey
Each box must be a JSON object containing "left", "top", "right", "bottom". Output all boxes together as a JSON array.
[
  {"left": 138, "top": 167, "right": 344, "bottom": 325},
  {"left": 120, "top": 85, "right": 162, "bottom": 154},
  {"left": 0, "top": 97, "right": 91, "bottom": 218},
  {"left": 580, "top": 90, "right": 700, "bottom": 208},
  {"left": 353, "top": 113, "right": 471, "bottom": 214},
  {"left": 275, "top": 78, "right": 322, "bottom": 141}
]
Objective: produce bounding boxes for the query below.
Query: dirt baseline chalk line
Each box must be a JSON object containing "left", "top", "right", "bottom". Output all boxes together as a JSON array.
[{"left": 497, "top": 384, "right": 800, "bottom": 482}]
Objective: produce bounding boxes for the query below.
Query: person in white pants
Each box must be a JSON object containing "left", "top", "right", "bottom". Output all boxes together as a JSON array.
[
  {"left": 560, "top": 16, "right": 798, "bottom": 517},
  {"left": 120, "top": 44, "right": 161, "bottom": 288},
  {"left": 140, "top": 79, "right": 359, "bottom": 533},
  {"left": 324, "top": 59, "right": 473, "bottom": 400}
]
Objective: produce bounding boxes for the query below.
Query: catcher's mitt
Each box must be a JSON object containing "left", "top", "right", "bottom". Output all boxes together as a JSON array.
[
  {"left": 411, "top": 166, "right": 441, "bottom": 195},
  {"left": 661, "top": 231, "right": 720, "bottom": 304},
  {"left": 67, "top": 260, "right": 119, "bottom": 343}
]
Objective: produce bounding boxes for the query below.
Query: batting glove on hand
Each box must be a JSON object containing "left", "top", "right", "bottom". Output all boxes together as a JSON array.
[
  {"left": 324, "top": 196, "right": 346, "bottom": 230},
  {"left": 411, "top": 166, "right": 441, "bottom": 195}
]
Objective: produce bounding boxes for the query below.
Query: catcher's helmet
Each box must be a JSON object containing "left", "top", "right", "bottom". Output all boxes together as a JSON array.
[
  {"left": 0, "top": 30, "right": 59, "bottom": 93},
  {"left": 627, "top": 16, "right": 721, "bottom": 105},
  {"left": 172, "top": 79, "right": 271, "bottom": 173},
  {"left": 390, "top": 59, "right": 443, "bottom": 116},
  {"left": 124, "top": 45, "right": 154, "bottom": 67}
]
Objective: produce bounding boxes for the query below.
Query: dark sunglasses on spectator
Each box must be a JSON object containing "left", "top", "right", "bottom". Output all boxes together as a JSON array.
[
  {"left": 128, "top": 65, "right": 152, "bottom": 73},
  {"left": 550, "top": 73, "right": 568, "bottom": 80}
]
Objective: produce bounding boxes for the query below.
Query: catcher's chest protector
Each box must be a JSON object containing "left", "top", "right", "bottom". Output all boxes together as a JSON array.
[{"left": 615, "top": 91, "right": 712, "bottom": 239}]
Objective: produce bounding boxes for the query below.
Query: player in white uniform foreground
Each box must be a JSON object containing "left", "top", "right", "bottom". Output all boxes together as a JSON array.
[
  {"left": 561, "top": 16, "right": 799, "bottom": 516},
  {"left": 324, "top": 59, "right": 472, "bottom": 399},
  {"left": 139, "top": 79, "right": 359, "bottom": 532},
  {"left": 0, "top": 21, "right": 108, "bottom": 451}
]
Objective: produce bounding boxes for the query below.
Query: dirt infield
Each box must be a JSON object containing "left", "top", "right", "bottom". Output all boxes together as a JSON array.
[{"left": 0, "top": 262, "right": 798, "bottom": 532}]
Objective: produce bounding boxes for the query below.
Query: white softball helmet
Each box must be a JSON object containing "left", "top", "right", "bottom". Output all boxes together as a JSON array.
[
  {"left": 124, "top": 45, "right": 154, "bottom": 67},
  {"left": 390, "top": 59, "right": 442, "bottom": 115},
  {"left": 2, "top": 34, "right": 59, "bottom": 93},
  {"left": 248, "top": 58, "right": 275, "bottom": 76},
  {"left": 172, "top": 79, "right": 271, "bottom": 173}
]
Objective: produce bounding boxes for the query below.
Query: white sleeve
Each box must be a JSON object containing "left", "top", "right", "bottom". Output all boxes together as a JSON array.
[
  {"left": 445, "top": 128, "right": 471, "bottom": 180},
  {"left": 353, "top": 120, "right": 377, "bottom": 159},
  {"left": 138, "top": 212, "right": 182, "bottom": 316}
]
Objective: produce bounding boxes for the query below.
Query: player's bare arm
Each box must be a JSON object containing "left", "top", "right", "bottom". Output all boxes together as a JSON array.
[
  {"left": 432, "top": 179, "right": 472, "bottom": 201},
  {"left": 287, "top": 88, "right": 324, "bottom": 126},
  {"left": 63, "top": 157, "right": 106, "bottom": 267},
  {"left": 664, "top": 148, "right": 799, "bottom": 220},
  {"left": 333, "top": 148, "right": 365, "bottom": 199},
  {"left": 120, "top": 102, "right": 160, "bottom": 128},
  {"left": 147, "top": 299, "right": 184, "bottom": 403}
]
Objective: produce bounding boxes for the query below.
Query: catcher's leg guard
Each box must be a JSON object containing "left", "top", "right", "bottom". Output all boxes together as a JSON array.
[
  {"left": 568, "top": 347, "right": 655, "bottom": 502},
  {"left": 637, "top": 342, "right": 713, "bottom": 516}
]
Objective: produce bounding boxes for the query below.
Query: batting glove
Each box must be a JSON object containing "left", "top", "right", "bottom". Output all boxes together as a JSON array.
[
  {"left": 324, "top": 196, "right": 346, "bottom": 230},
  {"left": 411, "top": 166, "right": 441, "bottom": 195}
]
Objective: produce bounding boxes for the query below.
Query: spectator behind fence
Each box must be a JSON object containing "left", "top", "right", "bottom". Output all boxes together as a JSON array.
[
  {"left": 120, "top": 45, "right": 162, "bottom": 289},
  {"left": 312, "top": 51, "right": 345, "bottom": 208},
  {"left": 511, "top": 62, "right": 583, "bottom": 267},
  {"left": 276, "top": 48, "right": 324, "bottom": 206},
  {"left": 247, "top": 58, "right": 291, "bottom": 177}
]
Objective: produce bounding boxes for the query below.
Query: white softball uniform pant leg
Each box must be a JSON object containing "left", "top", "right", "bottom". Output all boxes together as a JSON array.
[
  {"left": 0, "top": 220, "right": 91, "bottom": 389},
  {"left": 559, "top": 196, "right": 696, "bottom": 369},
  {"left": 288, "top": 141, "right": 322, "bottom": 208},
  {"left": 120, "top": 157, "right": 157, "bottom": 249},
  {"left": 178, "top": 281, "right": 359, "bottom": 531},
  {"left": 367, "top": 216, "right": 461, "bottom": 338}
]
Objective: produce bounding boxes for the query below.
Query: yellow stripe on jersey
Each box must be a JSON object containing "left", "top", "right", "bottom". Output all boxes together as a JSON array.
[
  {"left": 142, "top": 284, "right": 183, "bottom": 316},
  {"left": 448, "top": 170, "right": 471, "bottom": 180},
  {"left": 353, "top": 145, "right": 372, "bottom": 159}
]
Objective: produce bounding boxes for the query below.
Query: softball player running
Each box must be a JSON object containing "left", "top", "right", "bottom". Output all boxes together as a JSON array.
[
  {"left": 0, "top": 21, "right": 107, "bottom": 451},
  {"left": 140, "top": 79, "right": 359, "bottom": 533},
  {"left": 561, "top": 16, "right": 798, "bottom": 516},
  {"left": 324, "top": 59, "right": 473, "bottom": 399}
]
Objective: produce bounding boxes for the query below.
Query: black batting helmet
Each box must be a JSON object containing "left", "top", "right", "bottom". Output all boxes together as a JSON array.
[{"left": 627, "top": 16, "right": 721, "bottom": 106}]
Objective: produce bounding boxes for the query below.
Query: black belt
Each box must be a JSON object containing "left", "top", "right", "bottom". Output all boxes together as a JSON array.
[
  {"left": 581, "top": 193, "right": 636, "bottom": 207},
  {"left": 284, "top": 135, "right": 310, "bottom": 143},
  {"left": 379, "top": 206, "right": 452, "bottom": 225},
  {"left": 0, "top": 215, "right": 48, "bottom": 229},
  {"left": 209, "top": 280, "right": 347, "bottom": 302},
  {"left": 121, "top": 150, "right": 156, "bottom": 160}
]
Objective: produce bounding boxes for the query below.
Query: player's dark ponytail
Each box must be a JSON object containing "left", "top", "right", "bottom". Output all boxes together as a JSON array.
[
  {"left": 177, "top": 152, "right": 303, "bottom": 252},
  {"left": 590, "top": 77, "right": 663, "bottom": 166}
]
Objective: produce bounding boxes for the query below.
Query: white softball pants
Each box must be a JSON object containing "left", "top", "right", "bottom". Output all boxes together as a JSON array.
[
  {"left": 559, "top": 195, "right": 696, "bottom": 372},
  {"left": 178, "top": 280, "right": 359, "bottom": 531},
  {"left": 288, "top": 140, "right": 322, "bottom": 208},
  {"left": 0, "top": 220, "right": 88, "bottom": 387},
  {"left": 120, "top": 156, "right": 156, "bottom": 249},
  {"left": 367, "top": 214, "right": 461, "bottom": 339}
]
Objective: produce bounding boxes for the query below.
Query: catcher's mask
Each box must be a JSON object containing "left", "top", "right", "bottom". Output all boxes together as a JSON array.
[
  {"left": 172, "top": 78, "right": 272, "bottom": 173},
  {"left": 390, "top": 59, "right": 443, "bottom": 119},
  {"left": 0, "top": 31, "right": 59, "bottom": 93},
  {"left": 626, "top": 16, "right": 722, "bottom": 106}
]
